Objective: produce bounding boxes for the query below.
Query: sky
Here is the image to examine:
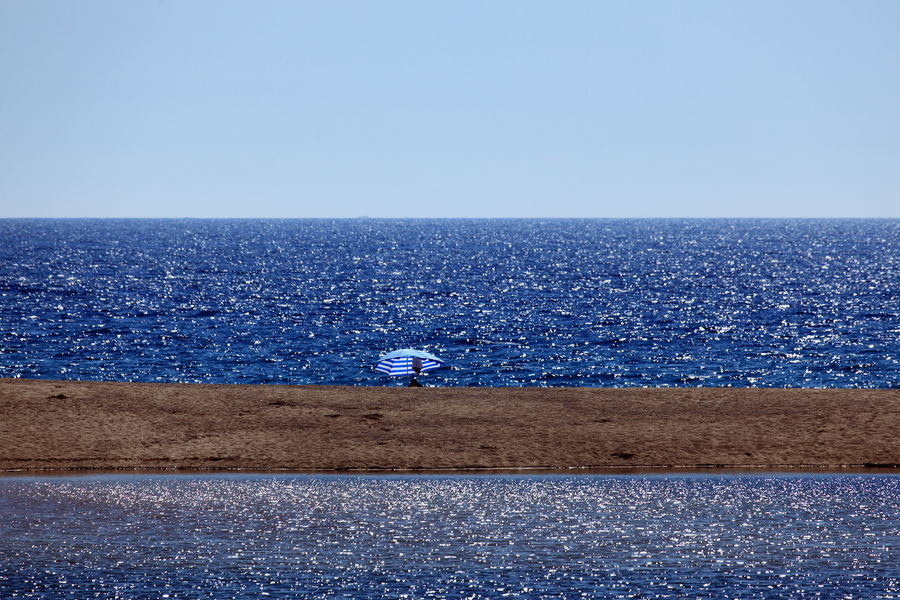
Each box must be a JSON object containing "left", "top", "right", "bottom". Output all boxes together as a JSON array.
[{"left": 1, "top": 1, "right": 898, "bottom": 218}]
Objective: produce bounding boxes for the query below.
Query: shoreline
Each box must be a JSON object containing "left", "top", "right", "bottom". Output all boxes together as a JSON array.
[
  {"left": 3, "top": 467, "right": 899, "bottom": 478},
  {"left": 1, "top": 379, "right": 898, "bottom": 473}
]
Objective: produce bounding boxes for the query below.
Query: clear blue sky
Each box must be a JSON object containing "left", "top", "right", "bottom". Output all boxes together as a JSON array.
[{"left": 1, "top": 1, "right": 897, "bottom": 218}]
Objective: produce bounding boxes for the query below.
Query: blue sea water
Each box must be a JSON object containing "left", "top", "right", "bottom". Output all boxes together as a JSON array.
[
  {"left": 1, "top": 474, "right": 897, "bottom": 599},
  {"left": 1, "top": 218, "right": 898, "bottom": 387}
]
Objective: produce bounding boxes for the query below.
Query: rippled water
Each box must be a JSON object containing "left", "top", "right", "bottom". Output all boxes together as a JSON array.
[
  {"left": 0, "top": 474, "right": 897, "bottom": 599},
  {"left": 2, "top": 218, "right": 898, "bottom": 386}
]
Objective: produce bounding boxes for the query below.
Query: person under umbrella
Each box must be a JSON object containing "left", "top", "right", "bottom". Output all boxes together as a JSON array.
[
  {"left": 374, "top": 349, "right": 445, "bottom": 386},
  {"left": 408, "top": 357, "right": 423, "bottom": 387}
]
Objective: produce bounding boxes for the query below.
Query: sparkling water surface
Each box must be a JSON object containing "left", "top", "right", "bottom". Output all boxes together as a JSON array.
[
  {"left": 2, "top": 218, "right": 898, "bottom": 387},
  {"left": 0, "top": 474, "right": 897, "bottom": 599}
]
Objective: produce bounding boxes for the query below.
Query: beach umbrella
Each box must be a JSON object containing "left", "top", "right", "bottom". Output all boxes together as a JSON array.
[{"left": 374, "top": 348, "right": 445, "bottom": 377}]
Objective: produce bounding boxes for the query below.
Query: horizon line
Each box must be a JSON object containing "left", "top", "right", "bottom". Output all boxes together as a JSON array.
[{"left": 1, "top": 216, "right": 898, "bottom": 221}]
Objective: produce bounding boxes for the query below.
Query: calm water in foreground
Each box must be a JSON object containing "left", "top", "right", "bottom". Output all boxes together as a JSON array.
[{"left": 1, "top": 474, "right": 897, "bottom": 599}]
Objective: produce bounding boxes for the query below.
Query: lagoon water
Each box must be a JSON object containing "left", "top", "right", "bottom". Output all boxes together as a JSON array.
[
  {"left": 0, "top": 474, "right": 898, "bottom": 599},
  {"left": 1, "top": 218, "right": 899, "bottom": 387}
]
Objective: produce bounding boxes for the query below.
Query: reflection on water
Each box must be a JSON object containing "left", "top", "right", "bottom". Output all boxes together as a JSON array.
[{"left": 0, "top": 474, "right": 898, "bottom": 598}]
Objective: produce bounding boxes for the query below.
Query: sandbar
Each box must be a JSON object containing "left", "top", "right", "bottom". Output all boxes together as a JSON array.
[{"left": 0, "top": 379, "right": 897, "bottom": 473}]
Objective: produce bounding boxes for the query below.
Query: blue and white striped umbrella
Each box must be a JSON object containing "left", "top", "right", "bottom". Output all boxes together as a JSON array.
[{"left": 374, "top": 349, "right": 445, "bottom": 376}]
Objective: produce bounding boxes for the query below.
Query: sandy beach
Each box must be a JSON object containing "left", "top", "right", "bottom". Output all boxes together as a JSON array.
[{"left": 0, "top": 378, "right": 897, "bottom": 473}]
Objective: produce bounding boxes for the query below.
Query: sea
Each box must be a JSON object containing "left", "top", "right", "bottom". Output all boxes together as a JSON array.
[
  {"left": 1, "top": 218, "right": 898, "bottom": 387},
  {"left": 2, "top": 219, "right": 899, "bottom": 598},
  {"left": 1, "top": 473, "right": 898, "bottom": 599}
]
